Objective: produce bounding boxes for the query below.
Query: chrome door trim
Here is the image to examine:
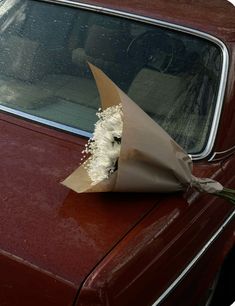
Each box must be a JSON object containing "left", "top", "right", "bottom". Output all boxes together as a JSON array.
[
  {"left": 152, "top": 209, "right": 235, "bottom": 305},
  {"left": 2, "top": 0, "right": 229, "bottom": 160}
]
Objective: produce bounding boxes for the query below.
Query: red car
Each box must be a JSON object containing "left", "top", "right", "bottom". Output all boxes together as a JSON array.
[{"left": 0, "top": 0, "right": 234, "bottom": 305}]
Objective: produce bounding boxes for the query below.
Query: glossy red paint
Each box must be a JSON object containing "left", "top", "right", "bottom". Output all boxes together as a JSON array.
[
  {"left": 74, "top": 160, "right": 235, "bottom": 305},
  {"left": 75, "top": 181, "right": 235, "bottom": 306},
  {"left": 0, "top": 112, "right": 158, "bottom": 305},
  {"left": 0, "top": 249, "right": 76, "bottom": 306},
  {"left": 0, "top": 1, "right": 234, "bottom": 306}
]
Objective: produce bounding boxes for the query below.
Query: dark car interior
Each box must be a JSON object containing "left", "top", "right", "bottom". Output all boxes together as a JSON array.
[{"left": 0, "top": 0, "right": 222, "bottom": 154}]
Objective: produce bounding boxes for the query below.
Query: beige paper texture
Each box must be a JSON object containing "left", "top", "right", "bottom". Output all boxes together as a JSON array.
[{"left": 62, "top": 63, "right": 223, "bottom": 194}]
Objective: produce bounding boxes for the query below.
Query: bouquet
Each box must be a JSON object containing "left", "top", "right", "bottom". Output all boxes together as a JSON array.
[{"left": 62, "top": 64, "right": 235, "bottom": 205}]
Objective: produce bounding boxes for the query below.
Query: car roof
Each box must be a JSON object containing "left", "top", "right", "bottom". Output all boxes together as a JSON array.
[{"left": 63, "top": 0, "right": 235, "bottom": 42}]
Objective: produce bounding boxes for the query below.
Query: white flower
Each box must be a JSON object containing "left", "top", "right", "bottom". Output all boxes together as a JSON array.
[{"left": 83, "top": 104, "right": 123, "bottom": 185}]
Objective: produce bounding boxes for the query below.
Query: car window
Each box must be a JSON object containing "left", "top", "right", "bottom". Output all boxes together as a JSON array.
[{"left": 0, "top": 0, "right": 222, "bottom": 155}]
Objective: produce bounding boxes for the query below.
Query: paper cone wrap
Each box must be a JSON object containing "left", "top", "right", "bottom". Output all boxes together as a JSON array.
[{"left": 62, "top": 64, "right": 223, "bottom": 194}]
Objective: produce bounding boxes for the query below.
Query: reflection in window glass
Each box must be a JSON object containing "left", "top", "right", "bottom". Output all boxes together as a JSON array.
[{"left": 0, "top": 0, "right": 222, "bottom": 154}]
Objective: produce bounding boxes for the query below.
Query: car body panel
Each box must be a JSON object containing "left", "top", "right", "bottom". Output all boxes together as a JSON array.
[
  {"left": 75, "top": 163, "right": 235, "bottom": 306},
  {"left": 0, "top": 1, "right": 234, "bottom": 305},
  {"left": 0, "top": 112, "right": 158, "bottom": 304},
  {"left": 0, "top": 249, "right": 77, "bottom": 306},
  {"left": 214, "top": 42, "right": 235, "bottom": 157}
]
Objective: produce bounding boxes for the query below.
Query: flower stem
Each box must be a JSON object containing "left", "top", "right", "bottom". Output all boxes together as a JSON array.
[{"left": 216, "top": 189, "right": 235, "bottom": 205}]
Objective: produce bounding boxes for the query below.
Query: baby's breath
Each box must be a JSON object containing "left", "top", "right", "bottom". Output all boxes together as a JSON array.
[{"left": 83, "top": 104, "right": 123, "bottom": 185}]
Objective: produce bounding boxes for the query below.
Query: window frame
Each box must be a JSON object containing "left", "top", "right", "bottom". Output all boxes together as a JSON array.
[{"left": 0, "top": 0, "right": 229, "bottom": 160}]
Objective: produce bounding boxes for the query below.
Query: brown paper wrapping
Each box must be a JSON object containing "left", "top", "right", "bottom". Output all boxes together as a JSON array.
[{"left": 62, "top": 64, "right": 223, "bottom": 194}]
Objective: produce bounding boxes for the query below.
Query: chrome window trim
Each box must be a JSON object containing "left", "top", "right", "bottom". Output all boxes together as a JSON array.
[
  {"left": 152, "top": 209, "right": 235, "bottom": 306},
  {"left": 0, "top": 0, "right": 229, "bottom": 160},
  {"left": 0, "top": 105, "right": 92, "bottom": 138},
  {"left": 208, "top": 145, "right": 235, "bottom": 162}
]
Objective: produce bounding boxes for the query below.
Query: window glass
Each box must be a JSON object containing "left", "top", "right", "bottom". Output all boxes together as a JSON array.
[{"left": 0, "top": 0, "right": 222, "bottom": 154}]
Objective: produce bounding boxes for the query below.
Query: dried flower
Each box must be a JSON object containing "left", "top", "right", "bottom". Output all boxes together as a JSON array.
[{"left": 83, "top": 104, "right": 123, "bottom": 185}]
